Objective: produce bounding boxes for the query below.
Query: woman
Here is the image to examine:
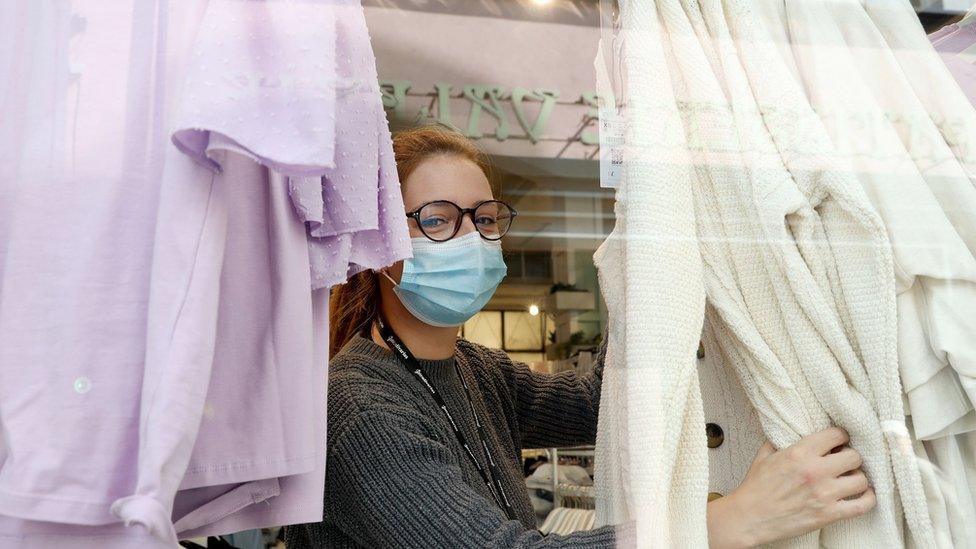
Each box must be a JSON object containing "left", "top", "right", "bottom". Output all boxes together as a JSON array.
[{"left": 285, "top": 126, "right": 876, "bottom": 548}]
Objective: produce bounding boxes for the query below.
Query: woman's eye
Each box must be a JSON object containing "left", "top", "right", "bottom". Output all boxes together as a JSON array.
[
  {"left": 475, "top": 216, "right": 497, "bottom": 225},
  {"left": 420, "top": 217, "right": 447, "bottom": 228}
]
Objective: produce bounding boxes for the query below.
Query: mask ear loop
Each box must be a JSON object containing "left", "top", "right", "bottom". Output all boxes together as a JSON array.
[
  {"left": 377, "top": 268, "right": 398, "bottom": 287},
  {"left": 370, "top": 269, "right": 399, "bottom": 338}
]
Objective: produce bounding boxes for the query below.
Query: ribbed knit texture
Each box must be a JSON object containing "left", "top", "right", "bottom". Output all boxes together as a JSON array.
[
  {"left": 596, "top": 0, "right": 940, "bottom": 547},
  {"left": 285, "top": 336, "right": 620, "bottom": 548},
  {"left": 709, "top": 1, "right": 932, "bottom": 546},
  {"left": 592, "top": 0, "right": 709, "bottom": 546},
  {"left": 800, "top": 0, "right": 976, "bottom": 445}
]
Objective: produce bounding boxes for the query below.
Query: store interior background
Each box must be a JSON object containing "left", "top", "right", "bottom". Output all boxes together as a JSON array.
[
  {"left": 366, "top": 0, "right": 610, "bottom": 372},
  {"left": 364, "top": 0, "right": 972, "bottom": 372}
]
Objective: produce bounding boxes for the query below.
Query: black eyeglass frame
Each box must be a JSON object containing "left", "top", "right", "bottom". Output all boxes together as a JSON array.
[{"left": 405, "top": 199, "right": 519, "bottom": 242}]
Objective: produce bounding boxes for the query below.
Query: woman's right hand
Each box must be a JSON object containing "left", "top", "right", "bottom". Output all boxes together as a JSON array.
[{"left": 707, "top": 427, "right": 876, "bottom": 548}]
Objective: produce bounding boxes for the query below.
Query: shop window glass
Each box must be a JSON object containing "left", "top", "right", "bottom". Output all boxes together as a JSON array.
[
  {"left": 503, "top": 311, "right": 543, "bottom": 351},
  {"left": 463, "top": 311, "right": 503, "bottom": 349}
]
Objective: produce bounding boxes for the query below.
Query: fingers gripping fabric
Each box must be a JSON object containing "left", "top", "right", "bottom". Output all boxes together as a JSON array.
[{"left": 595, "top": 1, "right": 937, "bottom": 547}]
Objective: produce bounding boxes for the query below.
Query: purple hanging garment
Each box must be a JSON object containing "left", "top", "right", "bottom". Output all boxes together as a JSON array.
[{"left": 0, "top": 0, "right": 410, "bottom": 546}]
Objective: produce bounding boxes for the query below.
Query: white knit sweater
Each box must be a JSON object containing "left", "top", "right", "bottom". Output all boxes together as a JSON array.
[
  {"left": 783, "top": 0, "right": 976, "bottom": 421},
  {"left": 592, "top": 1, "right": 708, "bottom": 546},
  {"left": 838, "top": 0, "right": 976, "bottom": 434},
  {"left": 595, "top": 1, "right": 936, "bottom": 546},
  {"left": 703, "top": 0, "right": 930, "bottom": 544},
  {"left": 700, "top": 3, "right": 976, "bottom": 543}
]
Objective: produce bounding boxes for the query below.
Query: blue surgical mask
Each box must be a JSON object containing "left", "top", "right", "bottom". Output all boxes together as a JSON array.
[{"left": 382, "top": 232, "right": 508, "bottom": 327}]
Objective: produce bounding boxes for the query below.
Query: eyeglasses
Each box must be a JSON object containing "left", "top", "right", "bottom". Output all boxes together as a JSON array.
[{"left": 405, "top": 200, "right": 518, "bottom": 242}]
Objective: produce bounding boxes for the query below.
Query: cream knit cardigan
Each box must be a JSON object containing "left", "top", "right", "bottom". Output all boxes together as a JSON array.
[
  {"left": 848, "top": 0, "right": 976, "bottom": 433},
  {"left": 592, "top": 0, "right": 708, "bottom": 546},
  {"left": 778, "top": 0, "right": 976, "bottom": 435},
  {"left": 594, "top": 1, "right": 935, "bottom": 546}
]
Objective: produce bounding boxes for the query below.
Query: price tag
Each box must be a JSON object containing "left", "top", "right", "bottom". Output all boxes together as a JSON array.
[{"left": 599, "top": 107, "right": 625, "bottom": 189}]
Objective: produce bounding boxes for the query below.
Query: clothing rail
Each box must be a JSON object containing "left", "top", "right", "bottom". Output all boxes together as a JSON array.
[
  {"left": 557, "top": 482, "right": 595, "bottom": 509},
  {"left": 544, "top": 446, "right": 595, "bottom": 508},
  {"left": 557, "top": 483, "right": 594, "bottom": 496}
]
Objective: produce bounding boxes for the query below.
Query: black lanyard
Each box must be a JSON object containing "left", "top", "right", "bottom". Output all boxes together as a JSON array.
[{"left": 376, "top": 315, "right": 517, "bottom": 520}]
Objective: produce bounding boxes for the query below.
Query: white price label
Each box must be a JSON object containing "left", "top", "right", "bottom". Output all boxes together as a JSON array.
[{"left": 599, "top": 108, "right": 625, "bottom": 189}]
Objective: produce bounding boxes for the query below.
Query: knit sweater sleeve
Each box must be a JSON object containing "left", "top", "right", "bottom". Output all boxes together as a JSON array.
[
  {"left": 319, "top": 408, "right": 616, "bottom": 549},
  {"left": 482, "top": 345, "right": 604, "bottom": 449}
]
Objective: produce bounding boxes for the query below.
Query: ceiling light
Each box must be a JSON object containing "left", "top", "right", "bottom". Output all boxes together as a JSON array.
[{"left": 529, "top": 304, "right": 540, "bottom": 316}]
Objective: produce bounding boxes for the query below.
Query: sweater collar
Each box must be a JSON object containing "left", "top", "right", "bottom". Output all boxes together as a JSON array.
[{"left": 345, "top": 335, "right": 458, "bottom": 384}]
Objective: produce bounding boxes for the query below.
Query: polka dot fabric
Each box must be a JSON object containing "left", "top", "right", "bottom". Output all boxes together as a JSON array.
[
  {"left": 177, "top": 0, "right": 410, "bottom": 290},
  {"left": 288, "top": 3, "right": 411, "bottom": 288},
  {"left": 172, "top": 1, "right": 338, "bottom": 176}
]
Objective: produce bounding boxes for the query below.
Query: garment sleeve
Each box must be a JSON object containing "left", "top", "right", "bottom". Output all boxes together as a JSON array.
[
  {"left": 923, "top": 279, "right": 976, "bottom": 409},
  {"left": 315, "top": 410, "right": 617, "bottom": 549},
  {"left": 493, "top": 339, "right": 605, "bottom": 450}
]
